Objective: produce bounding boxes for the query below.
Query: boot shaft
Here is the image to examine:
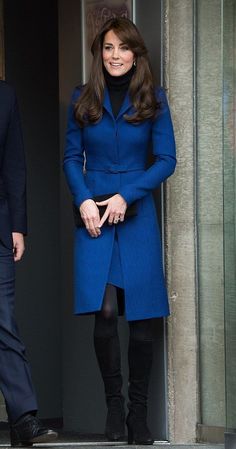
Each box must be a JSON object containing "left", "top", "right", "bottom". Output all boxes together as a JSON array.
[
  {"left": 94, "top": 334, "right": 125, "bottom": 441},
  {"left": 128, "top": 338, "right": 153, "bottom": 409},
  {"left": 94, "top": 334, "right": 123, "bottom": 399},
  {"left": 127, "top": 339, "right": 154, "bottom": 445}
]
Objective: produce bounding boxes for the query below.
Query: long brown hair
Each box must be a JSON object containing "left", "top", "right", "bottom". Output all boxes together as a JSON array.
[{"left": 75, "top": 17, "right": 158, "bottom": 126}]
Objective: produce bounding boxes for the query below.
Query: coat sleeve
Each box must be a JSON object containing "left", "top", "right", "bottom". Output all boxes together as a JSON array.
[
  {"left": 63, "top": 88, "right": 93, "bottom": 207},
  {"left": 2, "top": 87, "right": 27, "bottom": 234},
  {"left": 118, "top": 88, "right": 176, "bottom": 205}
]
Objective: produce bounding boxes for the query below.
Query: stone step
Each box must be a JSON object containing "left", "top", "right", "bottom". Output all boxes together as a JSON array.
[{"left": 0, "top": 430, "right": 225, "bottom": 449}]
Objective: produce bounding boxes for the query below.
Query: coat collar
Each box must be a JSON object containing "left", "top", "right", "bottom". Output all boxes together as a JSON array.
[{"left": 103, "top": 88, "right": 133, "bottom": 121}]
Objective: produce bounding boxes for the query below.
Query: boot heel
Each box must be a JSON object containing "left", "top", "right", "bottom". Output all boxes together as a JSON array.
[
  {"left": 126, "top": 410, "right": 154, "bottom": 445},
  {"left": 127, "top": 425, "right": 134, "bottom": 444}
]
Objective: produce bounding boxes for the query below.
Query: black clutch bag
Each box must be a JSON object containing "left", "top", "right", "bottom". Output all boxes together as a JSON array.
[{"left": 73, "top": 193, "right": 137, "bottom": 228}]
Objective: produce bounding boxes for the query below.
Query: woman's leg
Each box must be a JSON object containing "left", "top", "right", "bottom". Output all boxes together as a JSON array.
[
  {"left": 126, "top": 319, "right": 154, "bottom": 445},
  {"left": 94, "top": 284, "right": 125, "bottom": 441}
]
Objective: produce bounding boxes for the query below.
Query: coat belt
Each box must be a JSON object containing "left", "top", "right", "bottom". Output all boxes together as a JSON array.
[{"left": 86, "top": 163, "right": 145, "bottom": 174}]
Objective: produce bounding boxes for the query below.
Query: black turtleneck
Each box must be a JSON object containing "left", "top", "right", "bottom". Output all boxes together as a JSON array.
[{"left": 104, "top": 66, "right": 135, "bottom": 118}]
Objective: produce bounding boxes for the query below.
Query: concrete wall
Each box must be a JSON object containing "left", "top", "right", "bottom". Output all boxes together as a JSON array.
[
  {"left": 163, "top": 0, "right": 229, "bottom": 442},
  {"left": 163, "top": 0, "right": 199, "bottom": 443},
  {"left": 196, "top": 0, "right": 225, "bottom": 427},
  {"left": 223, "top": 0, "right": 236, "bottom": 430}
]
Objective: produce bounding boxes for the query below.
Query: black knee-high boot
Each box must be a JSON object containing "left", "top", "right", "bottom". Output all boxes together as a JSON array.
[
  {"left": 126, "top": 338, "right": 154, "bottom": 445},
  {"left": 94, "top": 335, "right": 125, "bottom": 441}
]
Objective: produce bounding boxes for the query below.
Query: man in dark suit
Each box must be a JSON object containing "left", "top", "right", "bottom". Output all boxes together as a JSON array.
[{"left": 0, "top": 80, "right": 57, "bottom": 446}]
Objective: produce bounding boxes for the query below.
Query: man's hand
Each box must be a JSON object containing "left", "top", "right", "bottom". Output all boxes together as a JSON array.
[{"left": 12, "top": 232, "right": 25, "bottom": 261}]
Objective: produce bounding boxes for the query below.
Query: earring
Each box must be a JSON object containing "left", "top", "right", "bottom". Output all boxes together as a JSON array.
[{"left": 133, "top": 60, "right": 137, "bottom": 67}]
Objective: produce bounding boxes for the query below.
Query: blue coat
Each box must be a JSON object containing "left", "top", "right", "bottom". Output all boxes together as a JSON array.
[{"left": 64, "top": 86, "right": 176, "bottom": 321}]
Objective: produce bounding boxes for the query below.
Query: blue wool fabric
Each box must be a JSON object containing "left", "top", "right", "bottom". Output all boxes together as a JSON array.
[
  {"left": 107, "top": 230, "right": 124, "bottom": 288},
  {"left": 105, "top": 69, "right": 134, "bottom": 289},
  {"left": 64, "top": 85, "right": 176, "bottom": 321}
]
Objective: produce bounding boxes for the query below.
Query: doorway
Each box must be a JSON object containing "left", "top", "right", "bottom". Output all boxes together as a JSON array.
[{"left": 3, "top": 0, "right": 168, "bottom": 441}]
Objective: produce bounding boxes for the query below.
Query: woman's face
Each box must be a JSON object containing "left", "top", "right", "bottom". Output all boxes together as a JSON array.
[{"left": 102, "top": 29, "right": 135, "bottom": 77}]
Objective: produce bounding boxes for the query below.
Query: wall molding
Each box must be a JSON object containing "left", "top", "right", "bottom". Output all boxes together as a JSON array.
[{"left": 197, "top": 424, "right": 225, "bottom": 444}]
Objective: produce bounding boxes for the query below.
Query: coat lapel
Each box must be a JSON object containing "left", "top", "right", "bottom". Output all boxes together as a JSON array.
[
  {"left": 103, "top": 88, "right": 133, "bottom": 121},
  {"left": 116, "top": 92, "right": 133, "bottom": 120}
]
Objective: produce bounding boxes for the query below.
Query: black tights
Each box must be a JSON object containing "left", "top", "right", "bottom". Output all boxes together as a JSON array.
[{"left": 94, "top": 284, "right": 153, "bottom": 341}]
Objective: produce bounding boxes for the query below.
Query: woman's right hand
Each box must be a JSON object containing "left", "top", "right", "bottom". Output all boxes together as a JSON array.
[{"left": 79, "top": 199, "right": 101, "bottom": 238}]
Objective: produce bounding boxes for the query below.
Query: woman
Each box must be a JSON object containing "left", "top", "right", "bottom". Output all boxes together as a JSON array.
[{"left": 64, "top": 17, "right": 176, "bottom": 445}]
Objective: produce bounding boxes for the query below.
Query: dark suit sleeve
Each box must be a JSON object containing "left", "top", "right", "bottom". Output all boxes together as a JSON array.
[{"left": 2, "top": 89, "right": 27, "bottom": 234}]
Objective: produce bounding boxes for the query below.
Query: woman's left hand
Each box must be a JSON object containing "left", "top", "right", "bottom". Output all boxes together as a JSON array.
[{"left": 96, "top": 194, "right": 127, "bottom": 227}]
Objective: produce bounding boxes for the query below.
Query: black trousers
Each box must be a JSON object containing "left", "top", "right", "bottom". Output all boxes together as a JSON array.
[{"left": 0, "top": 241, "right": 37, "bottom": 422}]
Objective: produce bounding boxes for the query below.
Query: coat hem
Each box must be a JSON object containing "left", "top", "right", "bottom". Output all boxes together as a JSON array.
[{"left": 74, "top": 307, "right": 170, "bottom": 321}]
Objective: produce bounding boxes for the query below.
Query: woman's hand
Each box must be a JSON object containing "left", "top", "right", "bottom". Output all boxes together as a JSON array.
[
  {"left": 96, "top": 194, "right": 127, "bottom": 227},
  {"left": 79, "top": 199, "right": 101, "bottom": 237}
]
